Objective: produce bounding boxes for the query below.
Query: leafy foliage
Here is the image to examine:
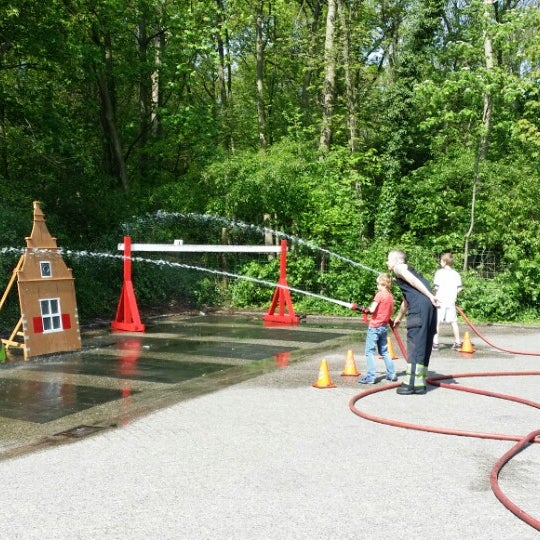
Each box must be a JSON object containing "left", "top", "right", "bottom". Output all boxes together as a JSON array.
[{"left": 0, "top": 0, "right": 540, "bottom": 328}]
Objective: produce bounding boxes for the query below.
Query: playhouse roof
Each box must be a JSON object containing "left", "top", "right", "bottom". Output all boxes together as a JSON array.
[{"left": 25, "top": 201, "right": 58, "bottom": 249}]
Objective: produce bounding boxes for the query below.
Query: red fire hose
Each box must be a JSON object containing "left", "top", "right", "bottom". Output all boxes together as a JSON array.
[
  {"left": 490, "top": 428, "right": 540, "bottom": 531},
  {"left": 456, "top": 305, "right": 540, "bottom": 356},
  {"left": 350, "top": 307, "right": 540, "bottom": 532}
]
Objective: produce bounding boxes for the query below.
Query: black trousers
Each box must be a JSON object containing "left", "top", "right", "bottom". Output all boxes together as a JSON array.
[{"left": 406, "top": 303, "right": 437, "bottom": 366}]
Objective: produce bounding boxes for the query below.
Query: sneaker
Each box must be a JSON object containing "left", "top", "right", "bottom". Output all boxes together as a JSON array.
[
  {"left": 452, "top": 342, "right": 462, "bottom": 350},
  {"left": 385, "top": 375, "right": 398, "bottom": 382},
  {"left": 358, "top": 376, "right": 376, "bottom": 384},
  {"left": 432, "top": 343, "right": 439, "bottom": 350}
]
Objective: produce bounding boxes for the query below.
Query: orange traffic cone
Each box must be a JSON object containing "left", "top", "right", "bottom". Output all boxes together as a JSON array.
[
  {"left": 387, "top": 336, "right": 398, "bottom": 359},
  {"left": 460, "top": 331, "right": 475, "bottom": 353},
  {"left": 341, "top": 350, "right": 360, "bottom": 376},
  {"left": 312, "top": 359, "right": 337, "bottom": 388}
]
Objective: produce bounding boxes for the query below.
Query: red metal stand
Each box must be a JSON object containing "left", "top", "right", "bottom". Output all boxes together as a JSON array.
[
  {"left": 111, "top": 236, "right": 145, "bottom": 332},
  {"left": 263, "top": 240, "right": 300, "bottom": 325}
]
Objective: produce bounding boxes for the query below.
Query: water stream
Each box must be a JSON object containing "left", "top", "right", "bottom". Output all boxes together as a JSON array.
[
  {"left": 1, "top": 211, "right": 381, "bottom": 310},
  {"left": 60, "top": 250, "right": 355, "bottom": 309},
  {"left": 133, "top": 255, "right": 355, "bottom": 309},
  {"left": 122, "top": 211, "right": 379, "bottom": 275}
]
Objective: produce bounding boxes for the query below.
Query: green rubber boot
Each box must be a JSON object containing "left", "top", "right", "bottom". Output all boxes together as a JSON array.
[
  {"left": 397, "top": 363, "right": 427, "bottom": 395},
  {"left": 396, "top": 362, "right": 415, "bottom": 395},
  {"left": 413, "top": 364, "right": 427, "bottom": 394}
]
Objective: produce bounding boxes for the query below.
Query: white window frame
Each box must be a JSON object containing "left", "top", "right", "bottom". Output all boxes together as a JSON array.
[
  {"left": 40, "top": 261, "right": 52, "bottom": 278},
  {"left": 40, "top": 298, "right": 63, "bottom": 333}
]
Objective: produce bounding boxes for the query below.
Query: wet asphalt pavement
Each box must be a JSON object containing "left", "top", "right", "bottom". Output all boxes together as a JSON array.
[
  {"left": 0, "top": 313, "right": 361, "bottom": 459},
  {"left": 0, "top": 313, "right": 539, "bottom": 539}
]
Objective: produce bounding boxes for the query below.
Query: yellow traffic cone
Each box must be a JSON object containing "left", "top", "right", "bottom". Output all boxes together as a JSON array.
[
  {"left": 460, "top": 332, "right": 475, "bottom": 353},
  {"left": 387, "top": 336, "right": 398, "bottom": 359},
  {"left": 312, "top": 359, "right": 337, "bottom": 388},
  {"left": 341, "top": 350, "right": 360, "bottom": 376}
]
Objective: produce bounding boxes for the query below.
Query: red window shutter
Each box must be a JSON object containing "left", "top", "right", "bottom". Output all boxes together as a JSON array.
[
  {"left": 62, "top": 313, "right": 71, "bottom": 330},
  {"left": 33, "top": 317, "right": 43, "bottom": 333}
]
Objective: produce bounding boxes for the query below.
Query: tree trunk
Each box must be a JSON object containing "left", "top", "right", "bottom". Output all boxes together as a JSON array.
[
  {"left": 464, "top": 0, "right": 494, "bottom": 271},
  {"left": 216, "top": 0, "right": 234, "bottom": 151},
  {"left": 300, "top": 0, "right": 322, "bottom": 113},
  {"left": 93, "top": 29, "right": 129, "bottom": 192},
  {"left": 319, "top": 0, "right": 337, "bottom": 154},
  {"left": 0, "top": 73, "right": 7, "bottom": 180},
  {"left": 216, "top": 0, "right": 228, "bottom": 109},
  {"left": 0, "top": 42, "right": 13, "bottom": 179},
  {"left": 96, "top": 72, "right": 129, "bottom": 191},
  {"left": 151, "top": 6, "right": 165, "bottom": 138},
  {"left": 255, "top": 1, "right": 267, "bottom": 149},
  {"left": 337, "top": 0, "right": 358, "bottom": 152},
  {"left": 137, "top": 16, "right": 151, "bottom": 183}
]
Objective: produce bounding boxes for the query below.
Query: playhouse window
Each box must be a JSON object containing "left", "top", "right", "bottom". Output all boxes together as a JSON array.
[
  {"left": 40, "top": 261, "right": 52, "bottom": 278},
  {"left": 40, "top": 298, "right": 63, "bottom": 332}
]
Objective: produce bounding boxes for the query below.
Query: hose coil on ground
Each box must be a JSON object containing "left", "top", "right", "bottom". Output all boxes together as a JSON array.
[{"left": 349, "top": 308, "right": 540, "bottom": 532}]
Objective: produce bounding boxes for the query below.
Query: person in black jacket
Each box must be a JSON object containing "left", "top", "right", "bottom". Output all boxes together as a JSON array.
[{"left": 387, "top": 250, "right": 439, "bottom": 395}]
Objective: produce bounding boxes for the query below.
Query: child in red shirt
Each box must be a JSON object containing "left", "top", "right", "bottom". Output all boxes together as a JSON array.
[{"left": 356, "top": 273, "right": 397, "bottom": 384}]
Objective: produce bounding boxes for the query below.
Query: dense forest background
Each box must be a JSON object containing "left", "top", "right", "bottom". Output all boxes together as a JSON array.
[{"left": 1, "top": 0, "right": 540, "bottom": 331}]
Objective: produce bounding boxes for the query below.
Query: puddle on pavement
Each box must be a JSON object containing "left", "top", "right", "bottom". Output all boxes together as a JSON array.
[
  {"left": 148, "top": 321, "right": 350, "bottom": 343},
  {"left": 0, "top": 313, "right": 361, "bottom": 459},
  {"left": 0, "top": 378, "right": 128, "bottom": 424},
  {"left": 143, "top": 341, "right": 299, "bottom": 360},
  {"left": 25, "top": 354, "right": 235, "bottom": 383}
]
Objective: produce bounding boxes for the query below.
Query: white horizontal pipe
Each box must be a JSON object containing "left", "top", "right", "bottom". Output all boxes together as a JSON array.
[{"left": 118, "top": 243, "right": 283, "bottom": 253}]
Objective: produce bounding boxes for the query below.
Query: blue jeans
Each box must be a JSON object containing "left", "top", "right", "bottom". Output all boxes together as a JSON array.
[{"left": 364, "top": 325, "right": 396, "bottom": 380}]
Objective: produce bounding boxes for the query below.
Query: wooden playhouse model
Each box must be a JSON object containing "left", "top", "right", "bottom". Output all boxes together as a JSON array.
[{"left": 0, "top": 201, "right": 82, "bottom": 360}]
